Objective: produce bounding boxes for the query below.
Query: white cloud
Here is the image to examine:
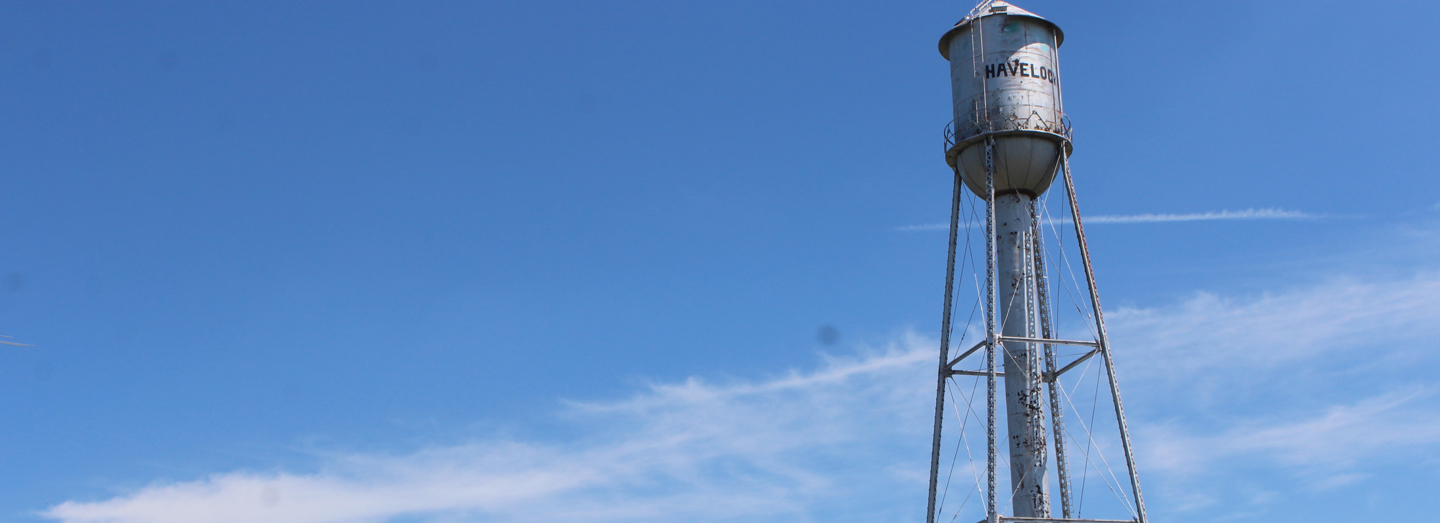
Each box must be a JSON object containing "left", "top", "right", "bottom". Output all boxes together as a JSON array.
[
  {"left": 1107, "top": 273, "right": 1440, "bottom": 376},
  {"left": 897, "top": 208, "right": 1319, "bottom": 231},
  {"left": 893, "top": 223, "right": 949, "bottom": 232},
  {"left": 1101, "top": 272, "right": 1440, "bottom": 493},
  {"left": 1079, "top": 208, "right": 1318, "bottom": 224},
  {"left": 42, "top": 272, "right": 1440, "bottom": 523},
  {"left": 43, "top": 336, "right": 941, "bottom": 523},
  {"left": 1141, "top": 387, "right": 1440, "bottom": 476}
]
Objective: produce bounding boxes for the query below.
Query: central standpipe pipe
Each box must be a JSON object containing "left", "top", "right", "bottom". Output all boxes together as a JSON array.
[{"left": 996, "top": 192, "right": 1049, "bottom": 517}]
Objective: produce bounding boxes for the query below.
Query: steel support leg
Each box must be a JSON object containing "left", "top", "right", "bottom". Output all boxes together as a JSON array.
[
  {"left": 927, "top": 161, "right": 967, "bottom": 523},
  {"left": 1059, "top": 155, "right": 1146, "bottom": 523},
  {"left": 984, "top": 138, "right": 999, "bottom": 523}
]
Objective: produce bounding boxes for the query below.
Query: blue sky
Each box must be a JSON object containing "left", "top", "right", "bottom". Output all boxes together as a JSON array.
[{"left": 1, "top": 0, "right": 1438, "bottom": 521}]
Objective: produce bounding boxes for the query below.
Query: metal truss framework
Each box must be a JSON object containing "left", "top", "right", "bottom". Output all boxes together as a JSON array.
[{"left": 925, "top": 140, "right": 1148, "bottom": 523}]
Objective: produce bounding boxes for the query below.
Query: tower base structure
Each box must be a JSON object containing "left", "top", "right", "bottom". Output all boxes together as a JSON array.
[{"left": 925, "top": 140, "right": 1148, "bottom": 523}]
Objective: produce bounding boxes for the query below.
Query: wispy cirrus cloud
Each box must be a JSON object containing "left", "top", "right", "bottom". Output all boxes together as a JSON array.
[
  {"left": 896, "top": 208, "right": 1321, "bottom": 231},
  {"left": 43, "top": 337, "right": 941, "bottom": 523},
  {"left": 1105, "top": 271, "right": 1440, "bottom": 509},
  {"left": 1107, "top": 273, "right": 1440, "bottom": 377},
  {"left": 42, "top": 272, "right": 1440, "bottom": 523},
  {"left": 1141, "top": 387, "right": 1440, "bottom": 477},
  {"left": 1080, "top": 208, "right": 1319, "bottom": 224}
]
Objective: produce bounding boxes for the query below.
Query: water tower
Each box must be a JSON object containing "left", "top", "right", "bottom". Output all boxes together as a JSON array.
[{"left": 924, "top": 2, "right": 1148, "bottom": 523}]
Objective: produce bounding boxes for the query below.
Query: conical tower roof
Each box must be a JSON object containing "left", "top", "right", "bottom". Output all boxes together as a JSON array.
[{"left": 939, "top": 1, "right": 1064, "bottom": 59}]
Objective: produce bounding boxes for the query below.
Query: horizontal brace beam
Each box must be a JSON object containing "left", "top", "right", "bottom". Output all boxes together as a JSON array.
[
  {"left": 997, "top": 336, "right": 1098, "bottom": 348},
  {"left": 1046, "top": 348, "right": 1100, "bottom": 382},
  {"left": 999, "top": 518, "right": 1135, "bottom": 523},
  {"left": 946, "top": 340, "right": 987, "bottom": 369},
  {"left": 950, "top": 370, "right": 1005, "bottom": 378}
]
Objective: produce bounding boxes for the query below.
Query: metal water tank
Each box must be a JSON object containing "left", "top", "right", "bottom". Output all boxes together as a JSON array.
[{"left": 940, "top": 1, "right": 1071, "bottom": 197}]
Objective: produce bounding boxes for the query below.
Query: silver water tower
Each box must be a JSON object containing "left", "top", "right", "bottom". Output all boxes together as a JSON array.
[{"left": 925, "top": 3, "right": 1148, "bottom": 523}]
